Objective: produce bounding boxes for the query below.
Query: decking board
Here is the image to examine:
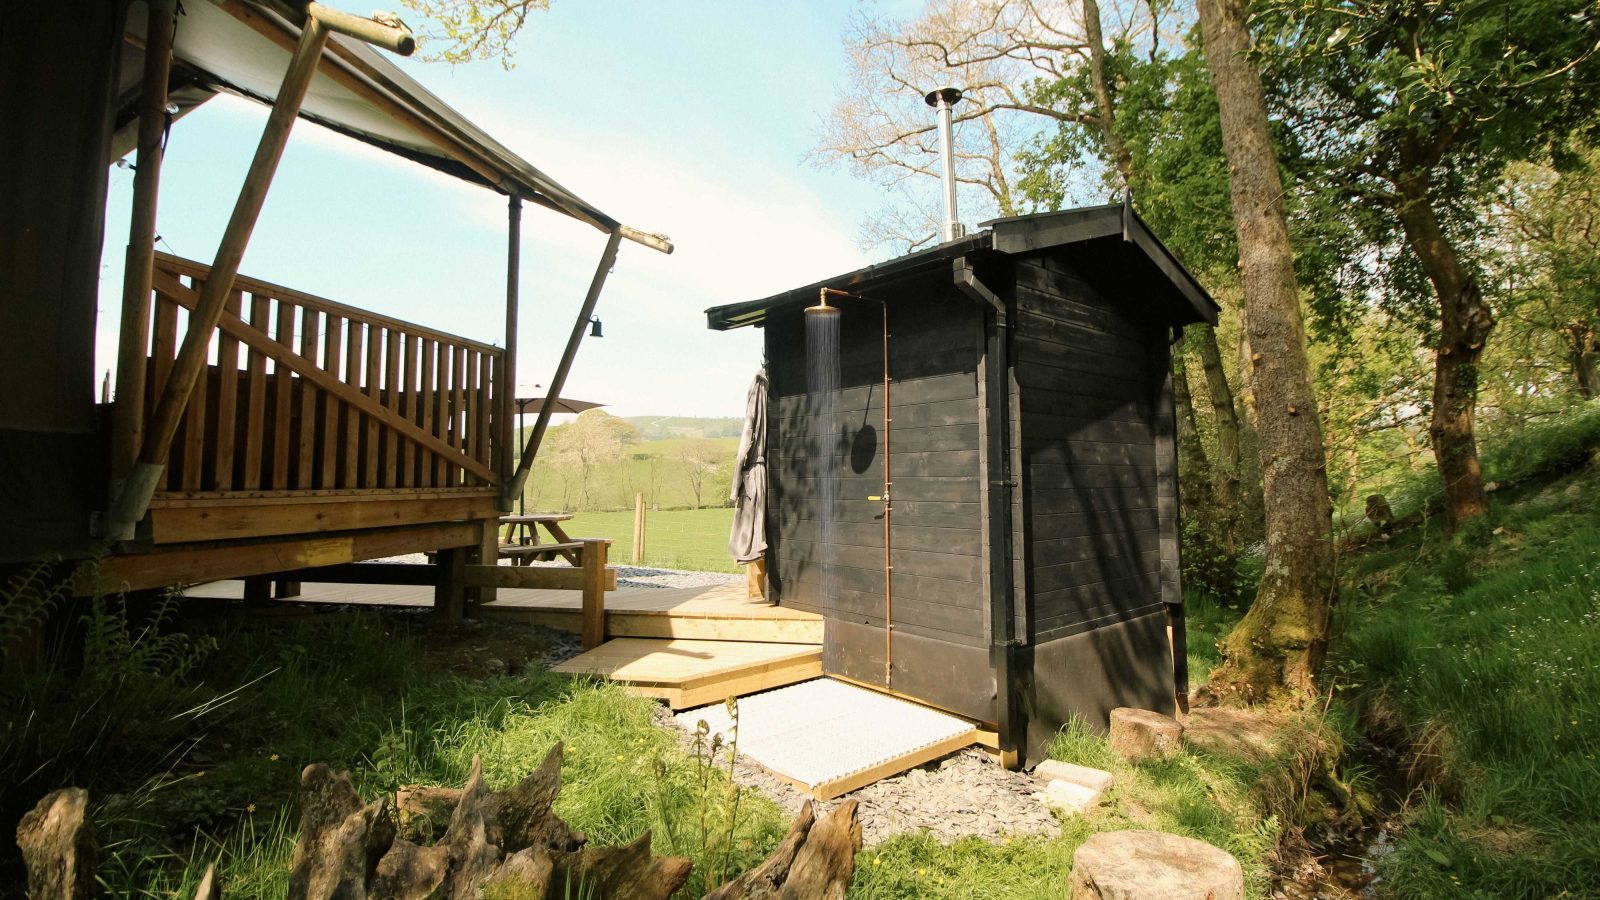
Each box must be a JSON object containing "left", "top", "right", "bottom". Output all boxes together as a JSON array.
[{"left": 551, "top": 638, "right": 823, "bottom": 709}]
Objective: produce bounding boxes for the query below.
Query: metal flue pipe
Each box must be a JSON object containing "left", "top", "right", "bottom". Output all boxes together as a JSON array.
[{"left": 924, "top": 87, "right": 965, "bottom": 243}]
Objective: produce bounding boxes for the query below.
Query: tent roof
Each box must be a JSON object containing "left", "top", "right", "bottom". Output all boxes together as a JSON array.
[
  {"left": 704, "top": 203, "right": 1218, "bottom": 330},
  {"left": 115, "top": 0, "right": 668, "bottom": 250}
]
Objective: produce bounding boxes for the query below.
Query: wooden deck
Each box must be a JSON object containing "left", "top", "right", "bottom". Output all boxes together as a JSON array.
[
  {"left": 186, "top": 578, "right": 824, "bottom": 644},
  {"left": 550, "top": 638, "right": 824, "bottom": 709}
]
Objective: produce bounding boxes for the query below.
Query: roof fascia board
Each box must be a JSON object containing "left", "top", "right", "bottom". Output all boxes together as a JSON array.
[
  {"left": 705, "top": 233, "right": 992, "bottom": 330},
  {"left": 987, "top": 207, "right": 1123, "bottom": 255}
]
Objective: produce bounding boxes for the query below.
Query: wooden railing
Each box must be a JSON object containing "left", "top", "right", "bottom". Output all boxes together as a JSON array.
[{"left": 144, "top": 253, "right": 500, "bottom": 495}]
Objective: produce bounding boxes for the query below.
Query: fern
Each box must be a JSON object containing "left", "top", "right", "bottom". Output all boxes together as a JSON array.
[{"left": 0, "top": 561, "right": 73, "bottom": 662}]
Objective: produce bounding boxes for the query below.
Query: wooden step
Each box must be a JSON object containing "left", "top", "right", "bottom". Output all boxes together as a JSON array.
[
  {"left": 479, "top": 602, "right": 822, "bottom": 644},
  {"left": 551, "top": 638, "right": 823, "bottom": 709}
]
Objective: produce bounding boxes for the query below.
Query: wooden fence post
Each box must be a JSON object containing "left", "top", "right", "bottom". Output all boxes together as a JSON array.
[
  {"left": 632, "top": 493, "right": 646, "bottom": 565},
  {"left": 581, "top": 539, "right": 609, "bottom": 649}
]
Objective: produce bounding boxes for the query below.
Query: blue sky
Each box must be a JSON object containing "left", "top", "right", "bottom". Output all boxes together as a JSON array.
[{"left": 98, "top": 0, "right": 929, "bottom": 419}]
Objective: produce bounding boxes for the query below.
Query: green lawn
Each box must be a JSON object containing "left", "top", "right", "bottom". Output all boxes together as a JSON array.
[{"left": 563, "top": 506, "right": 740, "bottom": 573}]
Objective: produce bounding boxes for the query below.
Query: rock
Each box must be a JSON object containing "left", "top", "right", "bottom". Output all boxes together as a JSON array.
[
  {"left": 16, "top": 788, "right": 96, "bottom": 900},
  {"left": 1041, "top": 779, "right": 1103, "bottom": 814},
  {"left": 1068, "top": 830, "right": 1244, "bottom": 900},
  {"left": 484, "top": 657, "right": 508, "bottom": 677},
  {"left": 1109, "top": 708, "right": 1183, "bottom": 762},
  {"left": 1033, "top": 760, "right": 1115, "bottom": 793}
]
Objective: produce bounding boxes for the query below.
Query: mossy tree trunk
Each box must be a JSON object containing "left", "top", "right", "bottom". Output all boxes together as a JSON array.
[
  {"left": 1196, "top": 0, "right": 1336, "bottom": 700},
  {"left": 1394, "top": 148, "right": 1493, "bottom": 531}
]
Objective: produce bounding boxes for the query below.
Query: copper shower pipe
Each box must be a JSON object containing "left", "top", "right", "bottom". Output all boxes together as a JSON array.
[{"left": 817, "top": 289, "right": 894, "bottom": 686}]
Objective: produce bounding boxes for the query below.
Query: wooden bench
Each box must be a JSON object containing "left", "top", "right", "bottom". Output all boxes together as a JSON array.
[{"left": 497, "top": 540, "right": 581, "bottom": 566}]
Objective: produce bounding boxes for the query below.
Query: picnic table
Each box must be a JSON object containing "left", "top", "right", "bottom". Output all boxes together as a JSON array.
[{"left": 499, "top": 513, "right": 580, "bottom": 565}]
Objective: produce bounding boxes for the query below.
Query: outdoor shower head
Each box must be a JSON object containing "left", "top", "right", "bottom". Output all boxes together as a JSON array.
[{"left": 805, "top": 288, "right": 843, "bottom": 318}]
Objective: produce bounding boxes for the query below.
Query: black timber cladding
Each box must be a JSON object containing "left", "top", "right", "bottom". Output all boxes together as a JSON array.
[
  {"left": 764, "top": 270, "right": 988, "bottom": 654},
  {"left": 708, "top": 201, "right": 1214, "bottom": 749},
  {"left": 1011, "top": 247, "right": 1174, "bottom": 641}
]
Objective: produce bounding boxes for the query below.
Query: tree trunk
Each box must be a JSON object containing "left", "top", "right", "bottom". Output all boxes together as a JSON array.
[
  {"left": 1196, "top": 0, "right": 1336, "bottom": 701},
  {"left": 1194, "top": 325, "right": 1242, "bottom": 552},
  {"left": 1082, "top": 0, "right": 1245, "bottom": 550},
  {"left": 1562, "top": 321, "right": 1598, "bottom": 399},
  {"left": 1394, "top": 161, "right": 1492, "bottom": 530},
  {"left": 1173, "top": 344, "right": 1216, "bottom": 518},
  {"left": 1082, "top": 0, "right": 1135, "bottom": 185}
]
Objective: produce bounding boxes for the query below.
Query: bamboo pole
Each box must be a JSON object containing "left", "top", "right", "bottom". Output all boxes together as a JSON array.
[
  {"left": 506, "top": 230, "right": 623, "bottom": 501},
  {"left": 105, "top": 16, "right": 330, "bottom": 540},
  {"left": 497, "top": 195, "right": 521, "bottom": 510},
  {"left": 110, "top": 0, "right": 177, "bottom": 489}
]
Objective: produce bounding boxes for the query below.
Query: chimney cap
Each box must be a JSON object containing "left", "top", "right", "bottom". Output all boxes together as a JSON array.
[{"left": 924, "top": 87, "right": 964, "bottom": 108}]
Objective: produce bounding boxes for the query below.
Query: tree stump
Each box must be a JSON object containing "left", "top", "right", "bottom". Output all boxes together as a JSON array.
[
  {"left": 278, "top": 743, "right": 693, "bottom": 900},
  {"left": 1108, "top": 708, "right": 1183, "bottom": 762},
  {"left": 1364, "top": 494, "right": 1394, "bottom": 533},
  {"left": 705, "top": 799, "right": 861, "bottom": 900},
  {"left": 15, "top": 788, "right": 95, "bottom": 900},
  {"left": 1068, "top": 830, "right": 1244, "bottom": 900}
]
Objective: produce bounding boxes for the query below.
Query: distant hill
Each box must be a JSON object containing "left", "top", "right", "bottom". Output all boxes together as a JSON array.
[{"left": 625, "top": 416, "right": 744, "bottom": 441}]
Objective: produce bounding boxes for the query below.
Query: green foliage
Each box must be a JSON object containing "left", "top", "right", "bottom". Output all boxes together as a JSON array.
[
  {"left": 1017, "top": 29, "right": 1237, "bottom": 280},
  {"left": 1181, "top": 517, "right": 1246, "bottom": 607},
  {"left": 1, "top": 578, "right": 223, "bottom": 883},
  {"left": 1336, "top": 464, "right": 1600, "bottom": 895},
  {"left": 401, "top": 0, "right": 550, "bottom": 65},
  {"left": 85, "top": 615, "right": 787, "bottom": 897}
]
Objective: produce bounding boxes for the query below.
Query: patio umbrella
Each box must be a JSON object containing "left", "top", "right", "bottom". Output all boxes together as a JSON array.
[
  {"left": 514, "top": 396, "right": 606, "bottom": 416},
  {"left": 728, "top": 368, "right": 768, "bottom": 564}
]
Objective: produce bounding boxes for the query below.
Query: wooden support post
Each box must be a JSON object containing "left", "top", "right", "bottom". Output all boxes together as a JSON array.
[
  {"left": 111, "top": 0, "right": 177, "bottom": 489},
  {"left": 106, "top": 16, "right": 330, "bottom": 540},
  {"left": 466, "top": 517, "right": 498, "bottom": 609},
  {"left": 497, "top": 196, "right": 521, "bottom": 509},
  {"left": 434, "top": 546, "right": 466, "bottom": 625},
  {"left": 507, "top": 230, "right": 624, "bottom": 502},
  {"left": 243, "top": 575, "right": 273, "bottom": 605},
  {"left": 580, "top": 538, "right": 609, "bottom": 649},
  {"left": 274, "top": 579, "right": 302, "bottom": 599},
  {"left": 632, "top": 492, "right": 646, "bottom": 564}
]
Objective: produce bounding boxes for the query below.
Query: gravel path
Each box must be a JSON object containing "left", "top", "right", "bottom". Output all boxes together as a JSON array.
[{"left": 655, "top": 706, "right": 1059, "bottom": 846}]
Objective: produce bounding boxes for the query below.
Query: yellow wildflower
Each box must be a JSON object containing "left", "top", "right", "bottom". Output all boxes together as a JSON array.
[{"left": 247, "top": 803, "right": 257, "bottom": 813}]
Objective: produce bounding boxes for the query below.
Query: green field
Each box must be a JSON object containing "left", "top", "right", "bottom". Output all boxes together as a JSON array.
[
  {"left": 563, "top": 506, "right": 740, "bottom": 573},
  {"left": 521, "top": 434, "right": 740, "bottom": 513}
]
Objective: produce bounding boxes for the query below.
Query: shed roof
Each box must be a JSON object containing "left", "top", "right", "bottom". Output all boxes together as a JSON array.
[
  {"left": 115, "top": 0, "right": 668, "bottom": 251},
  {"left": 705, "top": 203, "right": 1217, "bottom": 330}
]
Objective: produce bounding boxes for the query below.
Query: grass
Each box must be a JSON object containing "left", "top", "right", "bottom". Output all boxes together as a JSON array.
[
  {"left": 565, "top": 506, "right": 740, "bottom": 573},
  {"left": 14, "top": 612, "right": 787, "bottom": 898},
  {"left": 1333, "top": 456, "right": 1600, "bottom": 895}
]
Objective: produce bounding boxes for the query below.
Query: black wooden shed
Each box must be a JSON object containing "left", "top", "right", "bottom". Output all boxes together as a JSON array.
[{"left": 706, "top": 202, "right": 1218, "bottom": 766}]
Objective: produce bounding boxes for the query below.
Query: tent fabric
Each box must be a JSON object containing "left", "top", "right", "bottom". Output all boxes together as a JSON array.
[
  {"left": 728, "top": 367, "right": 768, "bottom": 564},
  {"left": 115, "top": 0, "right": 620, "bottom": 233}
]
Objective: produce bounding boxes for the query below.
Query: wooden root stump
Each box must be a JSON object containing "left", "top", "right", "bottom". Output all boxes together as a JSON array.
[
  {"left": 1068, "top": 830, "right": 1244, "bottom": 900},
  {"left": 706, "top": 798, "right": 862, "bottom": 900},
  {"left": 287, "top": 742, "right": 690, "bottom": 900},
  {"left": 1108, "top": 707, "right": 1184, "bottom": 762},
  {"left": 17, "top": 739, "right": 863, "bottom": 898},
  {"left": 15, "top": 787, "right": 96, "bottom": 900}
]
